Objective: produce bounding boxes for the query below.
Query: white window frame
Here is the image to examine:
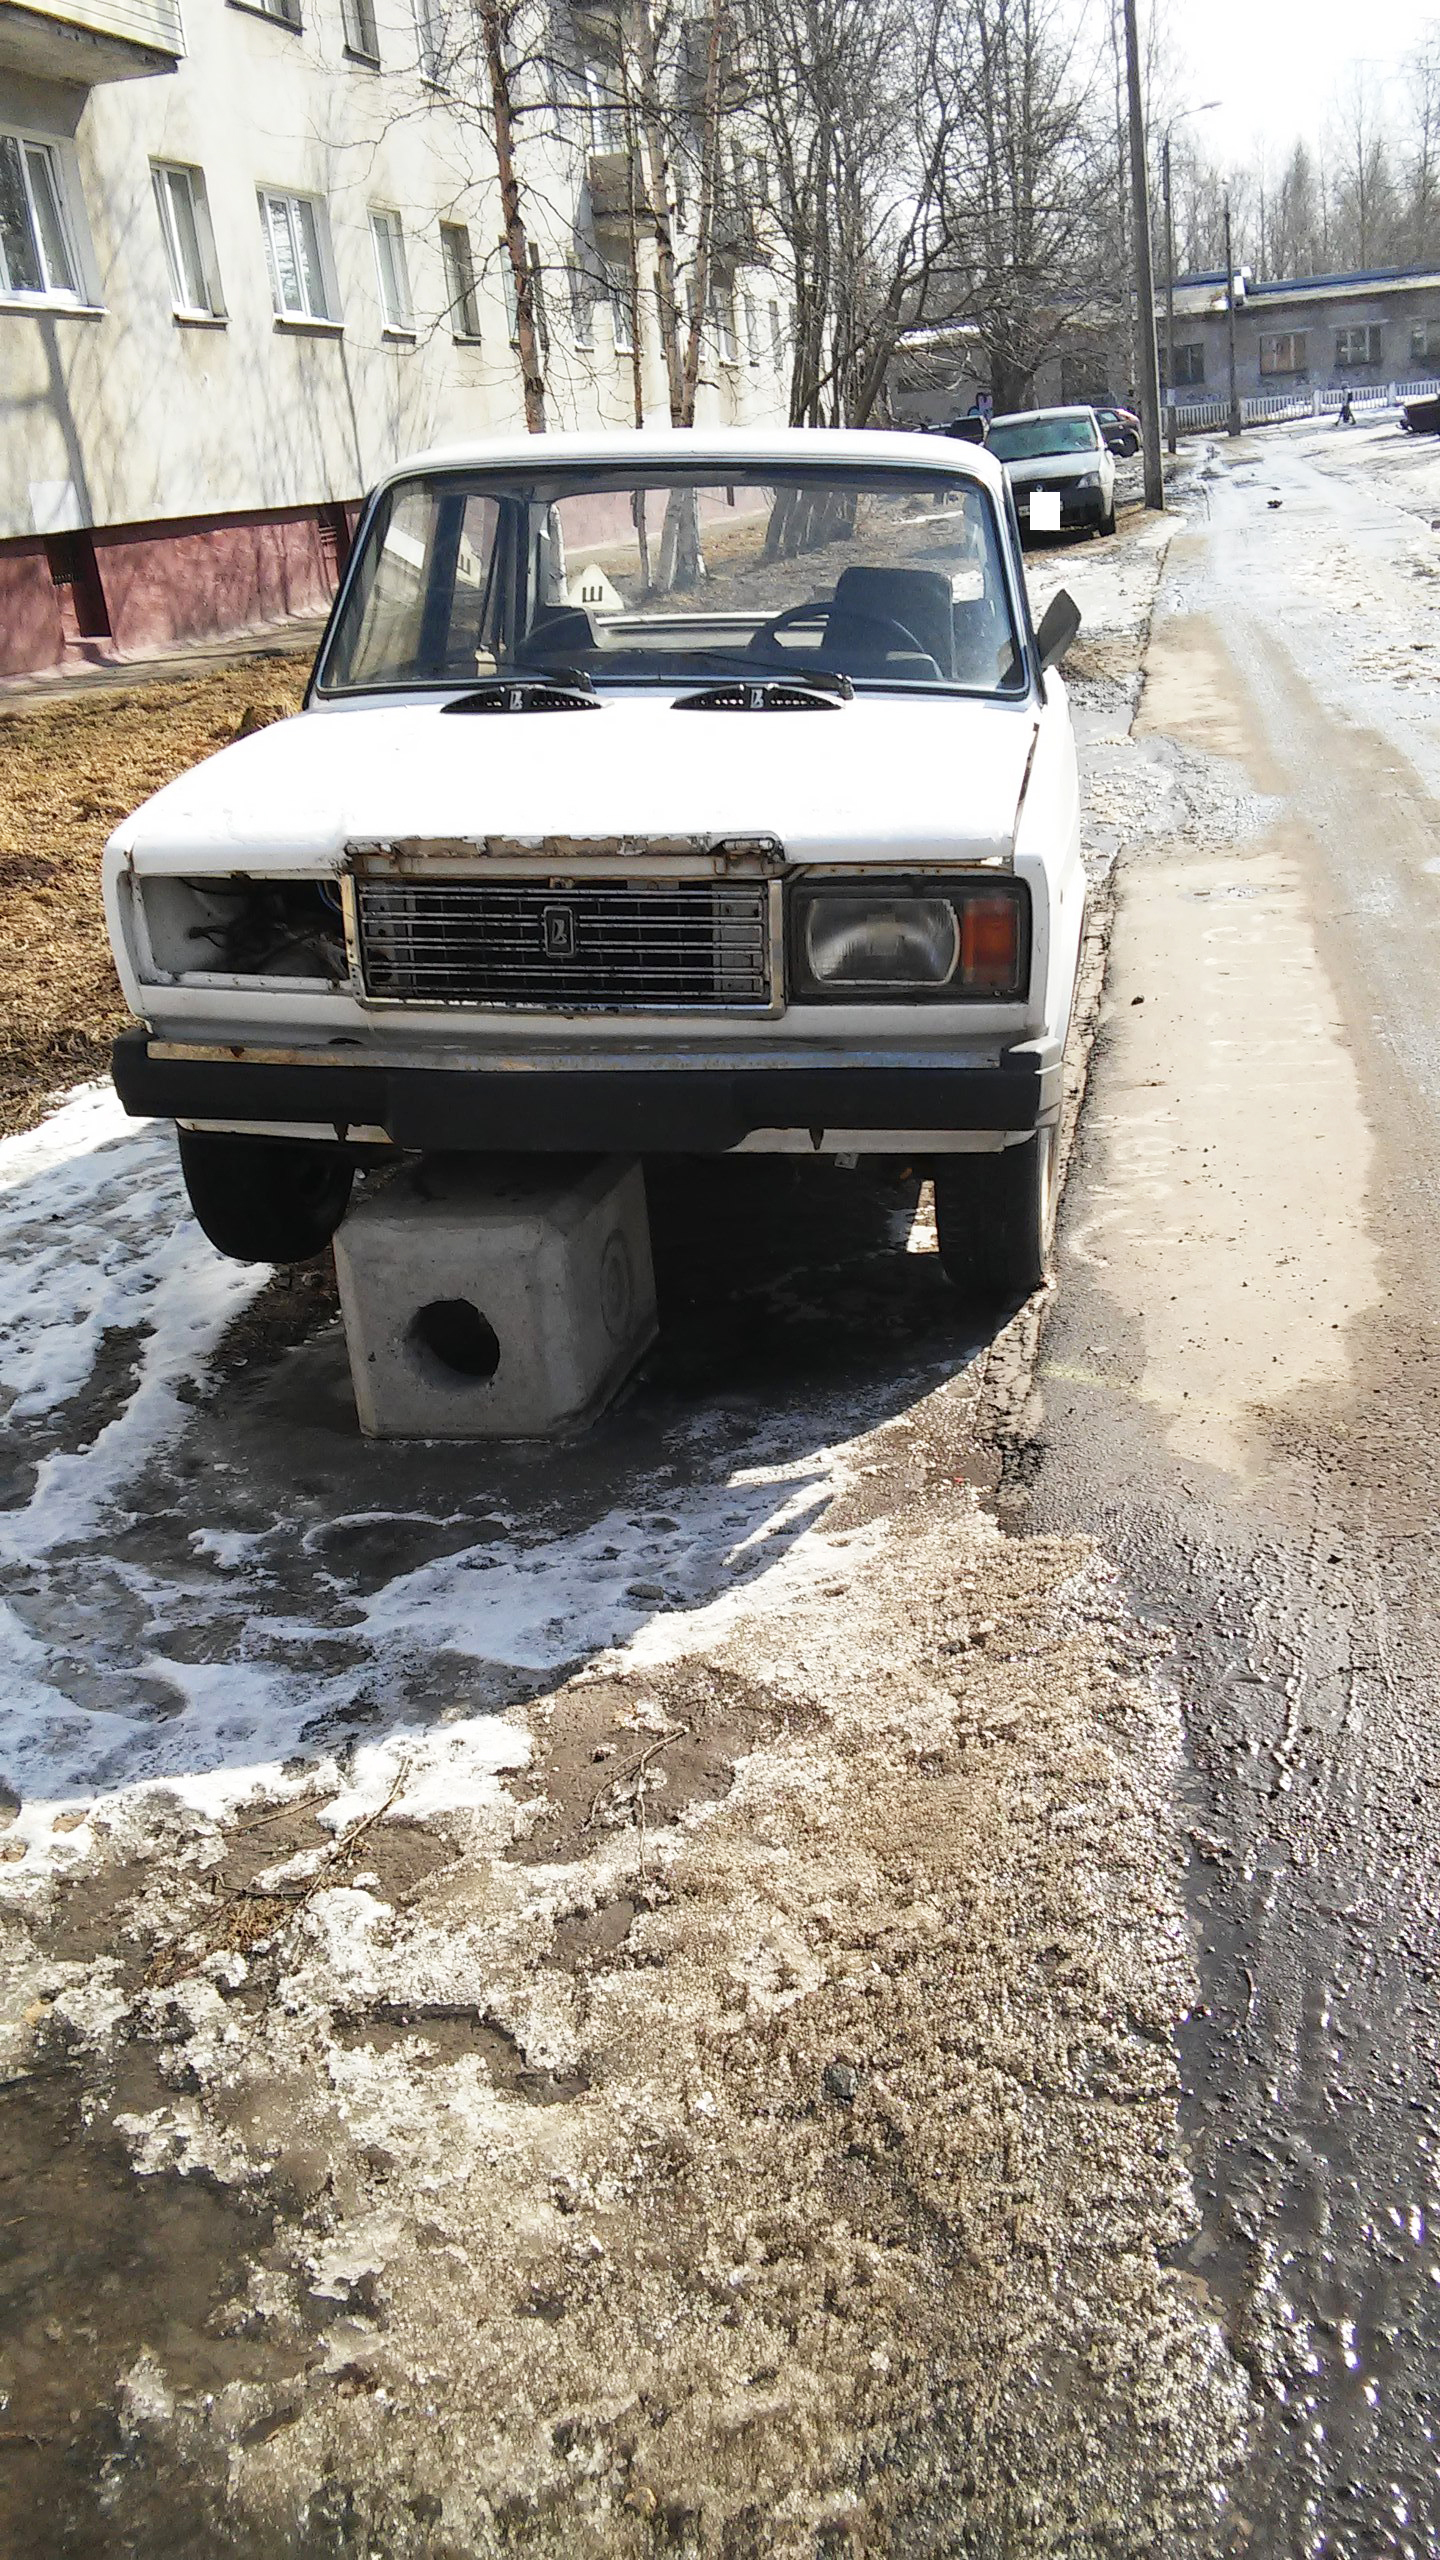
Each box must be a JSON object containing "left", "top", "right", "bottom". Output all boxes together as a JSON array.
[
  {"left": 341, "top": 0, "right": 378, "bottom": 56},
  {"left": 711, "top": 284, "right": 737, "bottom": 366},
  {"left": 500, "top": 244, "right": 520, "bottom": 344},
  {"left": 1411, "top": 319, "right": 1440, "bottom": 365},
  {"left": 152, "top": 161, "right": 225, "bottom": 320},
  {"left": 229, "top": 0, "right": 302, "bottom": 25},
  {"left": 584, "top": 63, "right": 624, "bottom": 151},
  {"left": 0, "top": 130, "right": 84, "bottom": 306},
  {"left": 567, "top": 255, "right": 594, "bottom": 349},
  {"left": 369, "top": 206, "right": 414, "bottom": 334},
  {"left": 1259, "top": 329, "right": 1308, "bottom": 378},
  {"left": 604, "top": 258, "right": 634, "bottom": 355},
  {"left": 743, "top": 289, "right": 760, "bottom": 365},
  {"left": 259, "top": 188, "right": 339, "bottom": 324},
  {"left": 415, "top": 0, "right": 447, "bottom": 85},
  {"left": 1335, "top": 323, "right": 1382, "bottom": 371},
  {"left": 440, "top": 220, "right": 481, "bottom": 340}
]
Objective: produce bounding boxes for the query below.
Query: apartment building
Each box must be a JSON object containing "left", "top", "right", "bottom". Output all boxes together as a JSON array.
[{"left": 0, "top": 0, "right": 788, "bottom": 676}]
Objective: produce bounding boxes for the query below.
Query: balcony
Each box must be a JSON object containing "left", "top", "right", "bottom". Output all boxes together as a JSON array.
[
  {"left": 0, "top": 0, "right": 183, "bottom": 83},
  {"left": 587, "top": 149, "right": 650, "bottom": 227}
]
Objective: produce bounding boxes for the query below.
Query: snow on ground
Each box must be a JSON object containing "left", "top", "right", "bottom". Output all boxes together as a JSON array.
[{"left": 0, "top": 1089, "right": 954, "bottom": 1884}]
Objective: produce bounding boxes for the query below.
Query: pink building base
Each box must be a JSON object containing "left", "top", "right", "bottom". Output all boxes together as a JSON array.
[{"left": 0, "top": 500, "right": 357, "bottom": 679}]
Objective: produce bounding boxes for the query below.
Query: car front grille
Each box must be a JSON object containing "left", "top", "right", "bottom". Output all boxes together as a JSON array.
[{"left": 355, "top": 878, "right": 772, "bottom": 1010}]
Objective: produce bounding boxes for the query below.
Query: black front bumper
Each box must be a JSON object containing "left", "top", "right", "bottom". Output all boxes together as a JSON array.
[{"left": 113, "top": 1029, "right": 1057, "bottom": 1154}]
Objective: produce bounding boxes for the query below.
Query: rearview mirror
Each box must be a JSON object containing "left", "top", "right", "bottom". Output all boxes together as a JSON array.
[{"left": 1035, "top": 589, "right": 1081, "bottom": 673}]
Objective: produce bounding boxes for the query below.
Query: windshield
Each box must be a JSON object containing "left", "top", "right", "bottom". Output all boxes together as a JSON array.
[
  {"left": 987, "top": 416, "right": 1100, "bottom": 461},
  {"left": 318, "top": 465, "right": 1025, "bottom": 697}
]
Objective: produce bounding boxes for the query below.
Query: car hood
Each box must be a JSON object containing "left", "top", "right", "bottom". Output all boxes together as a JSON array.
[
  {"left": 1002, "top": 452, "right": 1104, "bottom": 487},
  {"left": 113, "top": 689, "right": 1041, "bottom": 872}
]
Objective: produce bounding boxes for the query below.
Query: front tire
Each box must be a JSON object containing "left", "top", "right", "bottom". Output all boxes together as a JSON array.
[
  {"left": 1098, "top": 496, "right": 1117, "bottom": 537},
  {"left": 177, "top": 1128, "right": 354, "bottom": 1264},
  {"left": 932, "top": 1127, "right": 1058, "bottom": 1307}
]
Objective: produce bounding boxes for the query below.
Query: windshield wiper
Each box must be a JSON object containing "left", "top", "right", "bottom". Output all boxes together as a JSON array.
[{"left": 441, "top": 671, "right": 598, "bottom": 713}]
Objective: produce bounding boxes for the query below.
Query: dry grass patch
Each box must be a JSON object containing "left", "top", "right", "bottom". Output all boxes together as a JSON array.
[{"left": 0, "top": 658, "right": 308, "bottom": 1138}]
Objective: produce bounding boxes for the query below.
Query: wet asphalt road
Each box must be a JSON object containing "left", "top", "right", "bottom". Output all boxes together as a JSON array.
[{"left": 1032, "top": 429, "right": 1440, "bottom": 2555}]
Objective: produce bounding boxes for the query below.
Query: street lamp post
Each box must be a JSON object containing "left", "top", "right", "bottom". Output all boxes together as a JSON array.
[
  {"left": 1225, "top": 191, "right": 1242, "bottom": 435},
  {"left": 1161, "top": 104, "right": 1220, "bottom": 457},
  {"left": 1121, "top": 0, "right": 1164, "bottom": 508}
]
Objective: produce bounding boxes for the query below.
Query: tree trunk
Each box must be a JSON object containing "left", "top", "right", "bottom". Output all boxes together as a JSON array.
[
  {"left": 482, "top": 0, "right": 546, "bottom": 432},
  {"left": 680, "top": 0, "right": 726, "bottom": 425}
]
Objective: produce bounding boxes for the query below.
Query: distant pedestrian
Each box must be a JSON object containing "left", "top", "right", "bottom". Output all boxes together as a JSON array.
[{"left": 1338, "top": 391, "right": 1355, "bottom": 427}]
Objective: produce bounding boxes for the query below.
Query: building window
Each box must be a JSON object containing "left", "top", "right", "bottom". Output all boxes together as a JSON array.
[
  {"left": 500, "top": 245, "right": 519, "bottom": 343},
  {"left": 711, "top": 284, "right": 737, "bottom": 366},
  {"left": 1259, "top": 330, "right": 1308, "bottom": 377},
  {"left": 152, "top": 163, "right": 224, "bottom": 318},
  {"left": 1160, "top": 340, "right": 1204, "bottom": 389},
  {"left": 441, "top": 221, "right": 481, "bottom": 338},
  {"left": 1411, "top": 320, "right": 1440, "bottom": 365},
  {"left": 743, "top": 290, "right": 760, "bottom": 364},
  {"left": 604, "top": 259, "right": 634, "bottom": 354},
  {"left": 259, "top": 189, "right": 337, "bottom": 321},
  {"left": 370, "top": 208, "right": 413, "bottom": 331},
  {"left": 231, "top": 0, "right": 302, "bottom": 24},
  {"left": 341, "top": 0, "right": 378, "bottom": 58},
  {"left": 0, "top": 133, "right": 81, "bottom": 302},
  {"left": 769, "top": 298, "right": 784, "bottom": 366},
  {"left": 415, "top": 0, "right": 447, "bottom": 83},
  {"left": 568, "top": 256, "right": 595, "bottom": 349},
  {"left": 584, "top": 64, "right": 624, "bottom": 151},
  {"left": 1335, "top": 324, "right": 1382, "bottom": 370}
]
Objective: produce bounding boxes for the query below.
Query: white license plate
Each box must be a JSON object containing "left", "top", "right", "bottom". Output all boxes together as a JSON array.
[{"left": 1029, "top": 490, "right": 1062, "bottom": 531}]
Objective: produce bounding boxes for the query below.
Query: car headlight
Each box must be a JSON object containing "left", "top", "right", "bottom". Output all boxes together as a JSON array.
[
  {"left": 1077, "top": 470, "right": 1101, "bottom": 488},
  {"left": 792, "top": 882, "right": 1027, "bottom": 998}
]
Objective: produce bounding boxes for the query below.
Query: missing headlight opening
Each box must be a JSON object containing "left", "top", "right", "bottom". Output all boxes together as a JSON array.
[{"left": 139, "top": 878, "right": 347, "bottom": 984}]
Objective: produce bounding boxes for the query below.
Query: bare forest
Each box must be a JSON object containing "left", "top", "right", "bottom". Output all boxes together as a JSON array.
[{"left": 1166, "top": 31, "right": 1440, "bottom": 284}]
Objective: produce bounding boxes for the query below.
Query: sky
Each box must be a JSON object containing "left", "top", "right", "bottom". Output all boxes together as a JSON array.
[{"left": 1173, "top": 0, "right": 1438, "bottom": 167}]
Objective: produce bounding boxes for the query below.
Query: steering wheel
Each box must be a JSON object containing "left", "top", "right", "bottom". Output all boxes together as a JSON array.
[{"left": 749, "top": 599, "right": 929, "bottom": 662}]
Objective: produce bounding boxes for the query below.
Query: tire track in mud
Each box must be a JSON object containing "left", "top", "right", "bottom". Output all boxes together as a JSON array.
[{"left": 1030, "top": 454, "right": 1440, "bottom": 2557}]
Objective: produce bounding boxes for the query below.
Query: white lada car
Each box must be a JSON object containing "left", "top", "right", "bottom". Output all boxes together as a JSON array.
[{"left": 103, "top": 428, "right": 1086, "bottom": 1304}]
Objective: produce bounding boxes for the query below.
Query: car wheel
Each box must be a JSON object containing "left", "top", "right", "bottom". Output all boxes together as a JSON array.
[
  {"left": 1099, "top": 497, "right": 1116, "bottom": 537},
  {"left": 177, "top": 1127, "right": 355, "bottom": 1263},
  {"left": 932, "top": 1126, "right": 1058, "bottom": 1306},
  {"left": 1121, "top": 434, "right": 1139, "bottom": 457}
]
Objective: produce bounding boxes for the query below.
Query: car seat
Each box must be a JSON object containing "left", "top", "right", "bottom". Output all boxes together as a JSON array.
[
  {"left": 517, "top": 604, "right": 599, "bottom": 664},
  {"left": 823, "top": 565, "right": 956, "bottom": 681}
]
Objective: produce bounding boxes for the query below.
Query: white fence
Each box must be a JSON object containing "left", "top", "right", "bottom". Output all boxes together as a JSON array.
[{"left": 1168, "top": 378, "right": 1440, "bottom": 435}]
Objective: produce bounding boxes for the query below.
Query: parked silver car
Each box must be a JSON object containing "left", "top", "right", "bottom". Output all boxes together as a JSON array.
[{"left": 986, "top": 406, "right": 1117, "bottom": 538}]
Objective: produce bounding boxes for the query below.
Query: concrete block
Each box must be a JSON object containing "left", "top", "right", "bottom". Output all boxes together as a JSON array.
[{"left": 334, "top": 1156, "right": 657, "bottom": 1439}]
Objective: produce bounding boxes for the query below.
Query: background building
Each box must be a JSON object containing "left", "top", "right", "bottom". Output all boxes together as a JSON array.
[{"left": 0, "top": 0, "right": 788, "bottom": 676}]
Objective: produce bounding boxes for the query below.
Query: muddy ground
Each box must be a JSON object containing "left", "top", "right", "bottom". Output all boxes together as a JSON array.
[
  {"left": 1033, "top": 416, "right": 1440, "bottom": 2555},
  {"left": 0, "top": 495, "right": 1266, "bottom": 2555}
]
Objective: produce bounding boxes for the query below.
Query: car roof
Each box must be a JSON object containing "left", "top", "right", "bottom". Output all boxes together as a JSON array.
[
  {"left": 370, "top": 423, "right": 1009, "bottom": 500},
  {"left": 988, "top": 405, "right": 1099, "bottom": 426}
]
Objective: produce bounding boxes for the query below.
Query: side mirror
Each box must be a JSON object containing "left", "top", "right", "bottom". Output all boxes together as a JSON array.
[{"left": 1035, "top": 588, "right": 1081, "bottom": 673}]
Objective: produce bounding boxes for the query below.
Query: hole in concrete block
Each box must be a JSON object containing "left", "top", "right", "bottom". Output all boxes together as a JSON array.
[{"left": 409, "top": 1298, "right": 501, "bottom": 1381}]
